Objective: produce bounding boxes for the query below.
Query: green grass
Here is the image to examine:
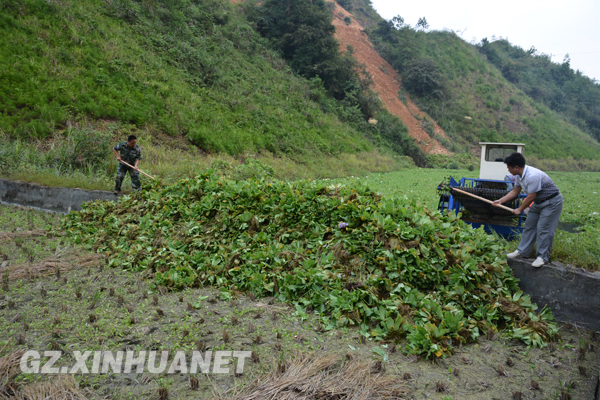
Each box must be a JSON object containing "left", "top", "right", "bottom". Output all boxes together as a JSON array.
[
  {"left": 544, "top": 172, "right": 600, "bottom": 271},
  {"left": 333, "top": 168, "right": 600, "bottom": 271},
  {"left": 0, "top": 121, "right": 404, "bottom": 191},
  {"left": 0, "top": 0, "right": 372, "bottom": 155},
  {"left": 0, "top": 0, "right": 426, "bottom": 184},
  {"left": 331, "top": 168, "right": 478, "bottom": 210}
]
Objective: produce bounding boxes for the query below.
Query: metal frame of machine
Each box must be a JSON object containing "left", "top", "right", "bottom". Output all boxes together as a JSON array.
[
  {"left": 438, "top": 176, "right": 527, "bottom": 238},
  {"left": 437, "top": 143, "right": 528, "bottom": 238}
]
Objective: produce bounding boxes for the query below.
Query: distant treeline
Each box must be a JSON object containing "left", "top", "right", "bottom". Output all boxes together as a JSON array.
[{"left": 478, "top": 38, "right": 600, "bottom": 143}]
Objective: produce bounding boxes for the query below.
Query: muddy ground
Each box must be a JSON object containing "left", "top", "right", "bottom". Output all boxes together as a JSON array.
[{"left": 0, "top": 204, "right": 599, "bottom": 399}]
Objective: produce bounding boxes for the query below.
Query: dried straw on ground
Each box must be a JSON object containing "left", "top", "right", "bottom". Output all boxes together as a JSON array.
[
  {"left": 217, "top": 353, "right": 408, "bottom": 400},
  {"left": 13, "top": 376, "right": 87, "bottom": 400},
  {"left": 1, "top": 375, "right": 87, "bottom": 400},
  {"left": 0, "top": 350, "right": 24, "bottom": 398},
  {"left": 1, "top": 253, "right": 102, "bottom": 282},
  {"left": 0, "top": 351, "right": 86, "bottom": 400},
  {"left": 0, "top": 230, "right": 47, "bottom": 242}
]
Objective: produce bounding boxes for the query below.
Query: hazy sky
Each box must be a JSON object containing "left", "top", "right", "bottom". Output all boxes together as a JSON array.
[{"left": 370, "top": 0, "right": 600, "bottom": 82}]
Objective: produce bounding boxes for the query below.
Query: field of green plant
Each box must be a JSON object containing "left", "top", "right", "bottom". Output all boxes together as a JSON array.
[
  {"left": 62, "top": 171, "right": 563, "bottom": 360},
  {"left": 332, "top": 168, "right": 476, "bottom": 210},
  {"left": 2, "top": 203, "right": 597, "bottom": 399},
  {"left": 334, "top": 168, "right": 600, "bottom": 271}
]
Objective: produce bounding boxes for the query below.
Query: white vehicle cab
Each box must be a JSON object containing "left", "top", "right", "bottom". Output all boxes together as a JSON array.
[{"left": 479, "top": 142, "right": 525, "bottom": 180}]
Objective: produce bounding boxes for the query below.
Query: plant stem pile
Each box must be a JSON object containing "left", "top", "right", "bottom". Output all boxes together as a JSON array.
[{"left": 62, "top": 173, "right": 557, "bottom": 357}]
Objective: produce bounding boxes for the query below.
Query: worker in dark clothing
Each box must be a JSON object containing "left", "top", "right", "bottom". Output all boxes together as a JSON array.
[{"left": 113, "top": 135, "right": 143, "bottom": 194}]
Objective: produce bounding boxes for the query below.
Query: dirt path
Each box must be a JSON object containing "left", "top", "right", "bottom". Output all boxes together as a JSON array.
[{"left": 327, "top": 1, "right": 450, "bottom": 155}]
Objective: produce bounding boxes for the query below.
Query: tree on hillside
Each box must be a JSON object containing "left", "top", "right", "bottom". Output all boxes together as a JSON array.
[
  {"left": 254, "top": 0, "right": 343, "bottom": 95},
  {"left": 253, "top": 0, "right": 375, "bottom": 109},
  {"left": 374, "top": 19, "right": 396, "bottom": 41},
  {"left": 392, "top": 15, "right": 405, "bottom": 29},
  {"left": 402, "top": 58, "right": 444, "bottom": 98},
  {"left": 478, "top": 38, "right": 502, "bottom": 66},
  {"left": 416, "top": 17, "right": 429, "bottom": 30}
]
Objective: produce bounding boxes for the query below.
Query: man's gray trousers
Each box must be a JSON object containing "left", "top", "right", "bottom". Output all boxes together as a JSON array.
[{"left": 517, "top": 193, "right": 563, "bottom": 262}]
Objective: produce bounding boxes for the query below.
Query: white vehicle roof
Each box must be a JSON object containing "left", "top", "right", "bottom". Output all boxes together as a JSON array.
[{"left": 479, "top": 142, "right": 526, "bottom": 146}]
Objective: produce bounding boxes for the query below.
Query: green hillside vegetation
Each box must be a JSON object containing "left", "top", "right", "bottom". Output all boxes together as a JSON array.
[
  {"left": 370, "top": 25, "right": 600, "bottom": 164},
  {"left": 0, "top": 0, "right": 423, "bottom": 188},
  {"left": 477, "top": 38, "right": 600, "bottom": 143},
  {"left": 337, "top": 0, "right": 600, "bottom": 169},
  {"left": 244, "top": 0, "right": 425, "bottom": 165},
  {"left": 3, "top": 0, "right": 599, "bottom": 188}
]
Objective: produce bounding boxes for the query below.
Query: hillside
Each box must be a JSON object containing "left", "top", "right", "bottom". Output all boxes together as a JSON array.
[
  {"left": 478, "top": 38, "right": 600, "bottom": 143},
  {"left": 326, "top": 0, "right": 449, "bottom": 155},
  {"left": 335, "top": 0, "right": 600, "bottom": 168},
  {"left": 0, "top": 0, "right": 366, "bottom": 155},
  {"left": 0, "top": 0, "right": 425, "bottom": 188},
  {"left": 3, "top": 0, "right": 600, "bottom": 188}
]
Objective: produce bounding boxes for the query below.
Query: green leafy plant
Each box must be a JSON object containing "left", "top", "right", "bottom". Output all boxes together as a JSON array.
[
  {"left": 62, "top": 173, "right": 558, "bottom": 358},
  {"left": 370, "top": 345, "right": 388, "bottom": 363}
]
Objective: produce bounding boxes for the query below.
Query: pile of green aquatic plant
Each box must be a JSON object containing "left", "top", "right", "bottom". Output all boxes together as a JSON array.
[{"left": 62, "top": 173, "right": 557, "bottom": 357}]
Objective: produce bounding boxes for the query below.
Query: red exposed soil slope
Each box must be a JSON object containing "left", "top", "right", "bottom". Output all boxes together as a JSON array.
[
  {"left": 228, "top": 0, "right": 449, "bottom": 154},
  {"left": 327, "top": 1, "right": 449, "bottom": 154}
]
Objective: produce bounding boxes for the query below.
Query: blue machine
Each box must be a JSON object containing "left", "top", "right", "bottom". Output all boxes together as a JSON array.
[{"left": 438, "top": 176, "right": 527, "bottom": 239}]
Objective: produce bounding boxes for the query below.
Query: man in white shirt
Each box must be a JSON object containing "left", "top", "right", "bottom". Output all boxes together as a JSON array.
[{"left": 492, "top": 153, "right": 563, "bottom": 267}]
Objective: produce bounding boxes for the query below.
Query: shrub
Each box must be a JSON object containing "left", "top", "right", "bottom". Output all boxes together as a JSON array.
[
  {"left": 0, "top": 128, "right": 111, "bottom": 174},
  {"left": 402, "top": 58, "right": 445, "bottom": 98},
  {"left": 337, "top": 0, "right": 352, "bottom": 11}
]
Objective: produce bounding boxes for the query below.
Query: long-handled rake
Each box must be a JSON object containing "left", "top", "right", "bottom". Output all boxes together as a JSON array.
[
  {"left": 118, "top": 160, "right": 155, "bottom": 180},
  {"left": 451, "top": 187, "right": 515, "bottom": 213}
]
